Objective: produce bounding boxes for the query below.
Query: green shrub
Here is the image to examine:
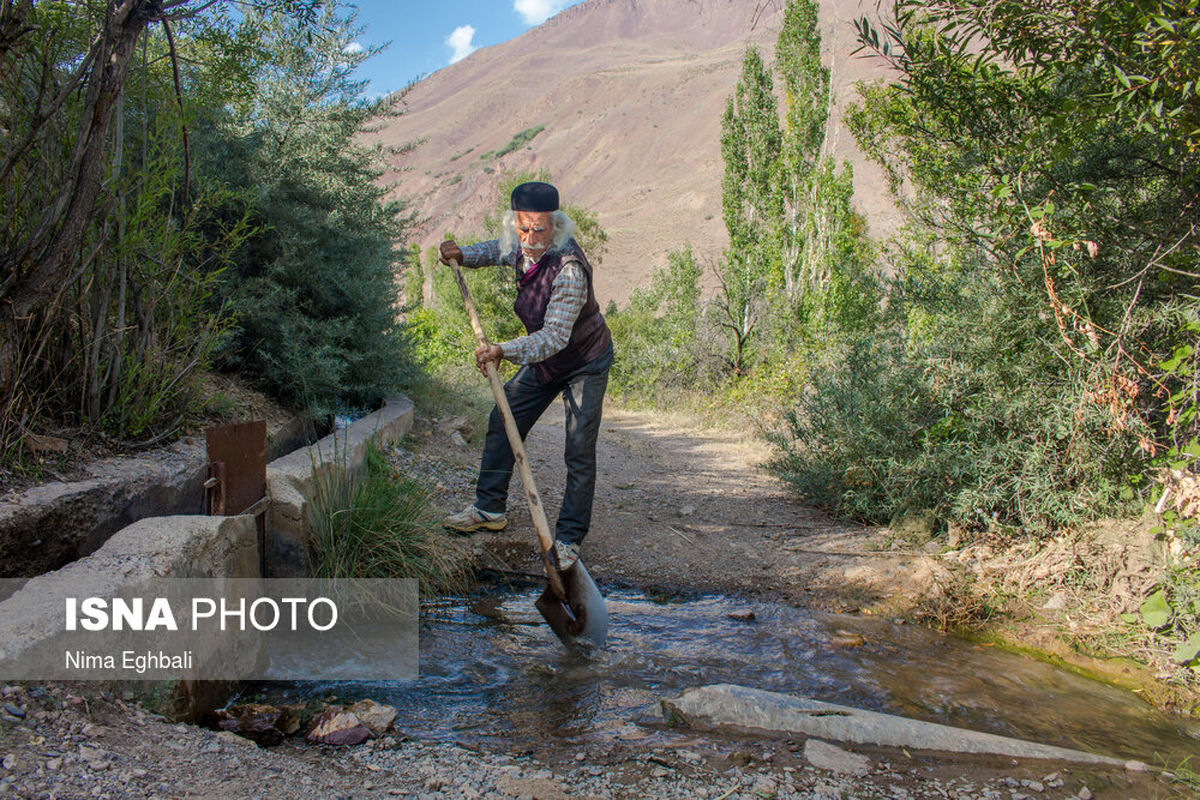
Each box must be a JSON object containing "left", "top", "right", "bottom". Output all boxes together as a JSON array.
[
  {"left": 201, "top": 6, "right": 416, "bottom": 416},
  {"left": 493, "top": 125, "right": 545, "bottom": 158},
  {"left": 768, "top": 256, "right": 1148, "bottom": 532}
]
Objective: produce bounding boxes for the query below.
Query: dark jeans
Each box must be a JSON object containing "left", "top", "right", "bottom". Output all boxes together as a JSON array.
[{"left": 475, "top": 343, "right": 613, "bottom": 547}]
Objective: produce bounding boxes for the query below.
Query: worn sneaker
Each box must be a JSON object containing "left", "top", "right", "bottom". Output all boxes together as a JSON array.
[
  {"left": 443, "top": 505, "right": 507, "bottom": 533},
  {"left": 552, "top": 540, "right": 581, "bottom": 572}
]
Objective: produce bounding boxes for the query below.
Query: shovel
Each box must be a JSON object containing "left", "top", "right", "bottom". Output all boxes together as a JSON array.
[{"left": 448, "top": 259, "right": 608, "bottom": 647}]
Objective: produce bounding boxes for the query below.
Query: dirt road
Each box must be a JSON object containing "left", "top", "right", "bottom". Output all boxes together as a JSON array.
[{"left": 439, "top": 402, "right": 923, "bottom": 612}]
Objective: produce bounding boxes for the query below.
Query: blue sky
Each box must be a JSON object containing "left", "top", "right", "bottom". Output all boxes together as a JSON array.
[{"left": 343, "top": 0, "right": 587, "bottom": 97}]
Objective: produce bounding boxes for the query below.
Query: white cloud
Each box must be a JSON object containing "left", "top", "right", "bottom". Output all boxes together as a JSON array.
[
  {"left": 514, "top": 0, "right": 568, "bottom": 26},
  {"left": 446, "top": 25, "right": 478, "bottom": 64},
  {"left": 342, "top": 42, "right": 365, "bottom": 55}
]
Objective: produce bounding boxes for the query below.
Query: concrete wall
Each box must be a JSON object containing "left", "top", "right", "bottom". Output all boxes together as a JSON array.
[
  {"left": 0, "top": 514, "right": 260, "bottom": 719},
  {"left": 0, "top": 442, "right": 209, "bottom": 579}
]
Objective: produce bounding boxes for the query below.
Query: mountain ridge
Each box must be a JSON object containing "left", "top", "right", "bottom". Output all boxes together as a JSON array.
[{"left": 373, "top": 0, "right": 895, "bottom": 304}]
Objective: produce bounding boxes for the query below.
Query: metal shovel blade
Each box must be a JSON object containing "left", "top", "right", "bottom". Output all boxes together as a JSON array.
[{"left": 535, "top": 559, "right": 608, "bottom": 647}]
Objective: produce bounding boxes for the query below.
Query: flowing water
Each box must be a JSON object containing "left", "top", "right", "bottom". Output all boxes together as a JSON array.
[{"left": 246, "top": 585, "right": 1200, "bottom": 764}]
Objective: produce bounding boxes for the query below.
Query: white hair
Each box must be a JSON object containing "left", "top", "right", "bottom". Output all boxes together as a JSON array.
[{"left": 498, "top": 209, "right": 576, "bottom": 255}]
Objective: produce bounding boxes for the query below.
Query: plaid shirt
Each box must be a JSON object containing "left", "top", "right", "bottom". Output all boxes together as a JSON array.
[{"left": 460, "top": 240, "right": 587, "bottom": 365}]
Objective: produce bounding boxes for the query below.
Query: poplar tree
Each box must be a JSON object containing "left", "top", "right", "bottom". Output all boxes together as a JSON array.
[
  {"left": 717, "top": 47, "right": 780, "bottom": 373},
  {"left": 775, "top": 0, "right": 830, "bottom": 299},
  {"left": 716, "top": 0, "right": 874, "bottom": 371}
]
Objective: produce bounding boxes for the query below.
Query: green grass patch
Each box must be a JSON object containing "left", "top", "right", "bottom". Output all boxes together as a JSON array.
[{"left": 307, "top": 441, "right": 471, "bottom": 597}]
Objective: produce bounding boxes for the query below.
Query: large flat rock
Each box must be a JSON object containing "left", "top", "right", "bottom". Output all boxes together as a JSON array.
[{"left": 662, "top": 684, "right": 1130, "bottom": 766}]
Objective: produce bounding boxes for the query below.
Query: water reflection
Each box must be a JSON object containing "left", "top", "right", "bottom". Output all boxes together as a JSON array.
[{"left": 246, "top": 588, "right": 1200, "bottom": 763}]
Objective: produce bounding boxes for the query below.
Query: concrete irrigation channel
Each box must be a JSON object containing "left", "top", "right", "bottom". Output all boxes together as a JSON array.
[{"left": 0, "top": 397, "right": 414, "bottom": 717}]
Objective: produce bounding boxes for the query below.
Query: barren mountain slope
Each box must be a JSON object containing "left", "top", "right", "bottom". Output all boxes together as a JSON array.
[{"left": 373, "top": 0, "right": 895, "bottom": 305}]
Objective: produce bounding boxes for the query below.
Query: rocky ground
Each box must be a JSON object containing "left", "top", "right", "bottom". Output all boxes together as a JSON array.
[
  {"left": 0, "top": 681, "right": 1166, "bottom": 799},
  {"left": 0, "top": 399, "right": 1193, "bottom": 798}
]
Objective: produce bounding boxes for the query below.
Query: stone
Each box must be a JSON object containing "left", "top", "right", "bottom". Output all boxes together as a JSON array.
[
  {"left": 726, "top": 610, "right": 757, "bottom": 622},
  {"left": 1077, "top": 788, "right": 1093, "bottom": 800},
  {"left": 78, "top": 745, "right": 107, "bottom": 767},
  {"left": 495, "top": 774, "right": 568, "bottom": 800},
  {"left": 277, "top": 706, "right": 303, "bottom": 736},
  {"left": 449, "top": 431, "right": 469, "bottom": 448},
  {"left": 753, "top": 777, "right": 778, "bottom": 797},
  {"left": 1041, "top": 593, "right": 1067, "bottom": 610},
  {"left": 216, "top": 704, "right": 285, "bottom": 747},
  {"left": 0, "top": 754, "right": 13, "bottom": 770},
  {"left": 437, "top": 416, "right": 472, "bottom": 437},
  {"left": 1124, "top": 760, "right": 1149, "bottom": 772},
  {"left": 348, "top": 700, "right": 397, "bottom": 736},
  {"left": 305, "top": 709, "right": 374, "bottom": 746},
  {"left": 803, "top": 739, "right": 872, "bottom": 777},
  {"left": 215, "top": 730, "right": 259, "bottom": 749},
  {"left": 830, "top": 630, "right": 866, "bottom": 648},
  {"left": 662, "top": 685, "right": 1127, "bottom": 766}
]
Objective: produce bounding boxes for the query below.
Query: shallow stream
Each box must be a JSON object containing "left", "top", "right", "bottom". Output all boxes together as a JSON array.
[{"left": 246, "top": 586, "right": 1200, "bottom": 764}]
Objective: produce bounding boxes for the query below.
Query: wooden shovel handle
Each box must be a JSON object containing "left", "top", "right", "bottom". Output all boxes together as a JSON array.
[{"left": 448, "top": 259, "right": 569, "bottom": 602}]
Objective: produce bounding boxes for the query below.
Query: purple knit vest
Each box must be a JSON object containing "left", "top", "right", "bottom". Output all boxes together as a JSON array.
[{"left": 512, "top": 240, "right": 611, "bottom": 384}]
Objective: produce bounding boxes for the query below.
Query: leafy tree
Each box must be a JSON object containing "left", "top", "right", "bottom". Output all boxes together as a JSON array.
[
  {"left": 717, "top": 47, "right": 780, "bottom": 373},
  {"left": 846, "top": 0, "right": 1200, "bottom": 673},
  {"left": 717, "top": 0, "right": 876, "bottom": 374},
  {"left": 633, "top": 245, "right": 703, "bottom": 346},
  {"left": 774, "top": 0, "right": 830, "bottom": 300},
  {"left": 203, "top": 3, "right": 416, "bottom": 415},
  {"left": 775, "top": 0, "right": 1198, "bottom": 532},
  {"left": 0, "top": 0, "right": 327, "bottom": 450},
  {"left": 608, "top": 246, "right": 713, "bottom": 400}
]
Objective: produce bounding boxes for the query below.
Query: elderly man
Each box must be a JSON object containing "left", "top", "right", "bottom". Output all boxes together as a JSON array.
[{"left": 439, "top": 181, "right": 613, "bottom": 572}]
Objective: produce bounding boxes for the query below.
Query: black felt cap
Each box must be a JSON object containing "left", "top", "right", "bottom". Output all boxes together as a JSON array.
[{"left": 510, "top": 181, "right": 559, "bottom": 212}]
